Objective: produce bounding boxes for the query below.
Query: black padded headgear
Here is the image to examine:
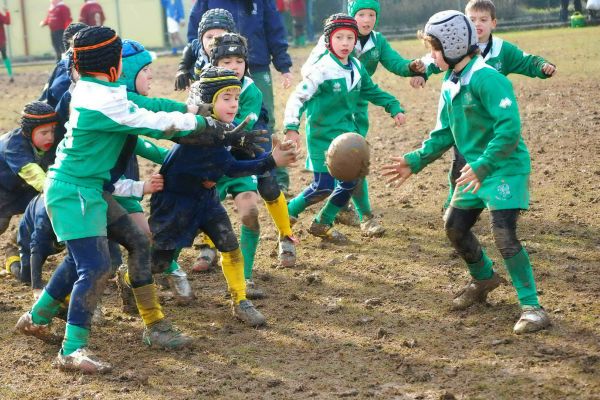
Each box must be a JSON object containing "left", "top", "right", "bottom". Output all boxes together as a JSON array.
[
  {"left": 72, "top": 26, "right": 122, "bottom": 82},
  {"left": 63, "top": 22, "right": 88, "bottom": 51},
  {"left": 323, "top": 13, "right": 359, "bottom": 52},
  {"left": 195, "top": 66, "right": 241, "bottom": 105},
  {"left": 21, "top": 101, "right": 58, "bottom": 139},
  {"left": 197, "top": 8, "right": 236, "bottom": 41},
  {"left": 210, "top": 33, "right": 249, "bottom": 75}
]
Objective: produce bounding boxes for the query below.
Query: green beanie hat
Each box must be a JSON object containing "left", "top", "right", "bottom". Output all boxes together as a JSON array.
[
  {"left": 120, "top": 39, "right": 153, "bottom": 93},
  {"left": 347, "top": 0, "right": 380, "bottom": 27}
]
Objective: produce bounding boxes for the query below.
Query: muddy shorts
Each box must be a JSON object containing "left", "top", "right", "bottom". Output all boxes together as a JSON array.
[
  {"left": 451, "top": 174, "right": 530, "bottom": 211},
  {"left": 216, "top": 175, "right": 257, "bottom": 201}
]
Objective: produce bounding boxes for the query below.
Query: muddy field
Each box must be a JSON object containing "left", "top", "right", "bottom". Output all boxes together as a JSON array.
[{"left": 0, "top": 26, "right": 599, "bottom": 400}]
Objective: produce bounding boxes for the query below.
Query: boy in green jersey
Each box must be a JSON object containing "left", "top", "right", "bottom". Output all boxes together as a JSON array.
[{"left": 383, "top": 11, "right": 550, "bottom": 335}]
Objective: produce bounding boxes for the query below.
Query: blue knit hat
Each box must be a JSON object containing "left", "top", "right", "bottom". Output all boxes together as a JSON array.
[{"left": 120, "top": 39, "right": 154, "bottom": 93}]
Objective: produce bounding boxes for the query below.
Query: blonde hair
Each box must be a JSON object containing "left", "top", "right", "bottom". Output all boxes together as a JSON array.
[{"left": 465, "top": 0, "right": 497, "bottom": 20}]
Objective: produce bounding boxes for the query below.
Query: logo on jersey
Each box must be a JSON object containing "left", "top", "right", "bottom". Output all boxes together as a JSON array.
[
  {"left": 333, "top": 82, "right": 342, "bottom": 92},
  {"left": 499, "top": 98, "right": 512, "bottom": 109}
]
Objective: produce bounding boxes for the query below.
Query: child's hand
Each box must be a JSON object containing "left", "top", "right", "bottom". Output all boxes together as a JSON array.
[
  {"left": 143, "top": 174, "right": 164, "bottom": 194},
  {"left": 281, "top": 72, "right": 293, "bottom": 89},
  {"left": 409, "top": 59, "right": 426, "bottom": 74},
  {"left": 392, "top": 113, "right": 406, "bottom": 127},
  {"left": 272, "top": 140, "right": 298, "bottom": 167},
  {"left": 455, "top": 164, "right": 481, "bottom": 194},
  {"left": 541, "top": 63, "right": 556, "bottom": 77},
  {"left": 410, "top": 76, "right": 426, "bottom": 89},
  {"left": 285, "top": 130, "right": 301, "bottom": 150},
  {"left": 381, "top": 156, "right": 413, "bottom": 185}
]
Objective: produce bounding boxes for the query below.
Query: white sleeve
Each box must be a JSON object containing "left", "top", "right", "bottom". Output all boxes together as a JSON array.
[
  {"left": 283, "top": 70, "right": 323, "bottom": 129},
  {"left": 300, "top": 35, "right": 327, "bottom": 77},
  {"left": 112, "top": 179, "right": 145, "bottom": 198}
]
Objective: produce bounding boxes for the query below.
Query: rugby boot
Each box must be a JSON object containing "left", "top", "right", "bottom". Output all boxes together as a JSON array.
[
  {"left": 245, "top": 279, "right": 266, "bottom": 300},
  {"left": 143, "top": 319, "right": 193, "bottom": 350},
  {"left": 192, "top": 245, "right": 218, "bottom": 273},
  {"left": 513, "top": 306, "right": 551, "bottom": 334},
  {"left": 232, "top": 300, "right": 266, "bottom": 327},
  {"left": 451, "top": 272, "right": 506, "bottom": 310},
  {"left": 165, "top": 267, "right": 195, "bottom": 305},
  {"left": 335, "top": 205, "right": 360, "bottom": 227},
  {"left": 308, "top": 221, "right": 348, "bottom": 244},
  {"left": 116, "top": 265, "right": 138, "bottom": 315},
  {"left": 15, "top": 312, "right": 62, "bottom": 344},
  {"left": 360, "top": 214, "right": 386, "bottom": 237},
  {"left": 54, "top": 348, "right": 112, "bottom": 374},
  {"left": 278, "top": 235, "right": 298, "bottom": 267}
]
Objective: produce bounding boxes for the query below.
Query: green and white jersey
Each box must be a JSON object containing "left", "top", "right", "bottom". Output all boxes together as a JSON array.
[
  {"left": 285, "top": 50, "right": 403, "bottom": 172},
  {"left": 235, "top": 76, "right": 262, "bottom": 130},
  {"left": 424, "top": 36, "right": 551, "bottom": 79},
  {"left": 405, "top": 56, "right": 530, "bottom": 181},
  {"left": 50, "top": 76, "right": 204, "bottom": 188}
]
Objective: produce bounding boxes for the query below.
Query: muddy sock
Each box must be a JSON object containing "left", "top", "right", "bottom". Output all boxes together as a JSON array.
[
  {"left": 240, "top": 225, "right": 260, "bottom": 280},
  {"left": 132, "top": 283, "right": 164, "bottom": 326},
  {"left": 504, "top": 248, "right": 540, "bottom": 307},
  {"left": 31, "top": 289, "right": 63, "bottom": 325},
  {"left": 163, "top": 260, "right": 179, "bottom": 275},
  {"left": 62, "top": 324, "right": 90, "bottom": 356},
  {"left": 221, "top": 248, "right": 246, "bottom": 304},
  {"left": 264, "top": 192, "right": 293, "bottom": 237},
  {"left": 5, "top": 255, "right": 20, "bottom": 273},
  {"left": 467, "top": 249, "right": 494, "bottom": 280},
  {"left": 203, "top": 234, "right": 216, "bottom": 249},
  {"left": 315, "top": 201, "right": 342, "bottom": 226},
  {"left": 287, "top": 194, "right": 307, "bottom": 218},
  {"left": 351, "top": 179, "right": 371, "bottom": 221}
]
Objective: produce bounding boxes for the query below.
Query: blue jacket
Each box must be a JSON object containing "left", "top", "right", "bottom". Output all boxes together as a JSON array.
[
  {"left": 39, "top": 56, "right": 71, "bottom": 108},
  {"left": 187, "top": 0, "right": 292, "bottom": 73},
  {"left": 0, "top": 129, "right": 51, "bottom": 192},
  {"left": 162, "top": 0, "right": 185, "bottom": 22}
]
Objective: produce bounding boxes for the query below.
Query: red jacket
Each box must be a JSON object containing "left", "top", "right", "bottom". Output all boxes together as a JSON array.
[
  {"left": 43, "top": 3, "right": 72, "bottom": 31},
  {"left": 275, "top": 0, "right": 286, "bottom": 12},
  {"left": 288, "top": 0, "right": 305, "bottom": 17},
  {"left": 79, "top": 2, "right": 105, "bottom": 26},
  {"left": 0, "top": 10, "right": 9, "bottom": 47}
]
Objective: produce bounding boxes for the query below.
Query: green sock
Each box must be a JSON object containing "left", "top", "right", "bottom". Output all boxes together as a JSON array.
[
  {"left": 62, "top": 324, "right": 90, "bottom": 356},
  {"left": 31, "top": 289, "right": 63, "bottom": 325},
  {"left": 504, "top": 248, "right": 540, "bottom": 307},
  {"left": 287, "top": 194, "right": 307, "bottom": 218},
  {"left": 3, "top": 58, "right": 12, "bottom": 78},
  {"left": 163, "top": 260, "right": 179, "bottom": 275},
  {"left": 240, "top": 225, "right": 260, "bottom": 280},
  {"left": 467, "top": 249, "right": 494, "bottom": 280},
  {"left": 315, "top": 201, "right": 342, "bottom": 226},
  {"left": 351, "top": 178, "right": 371, "bottom": 221}
]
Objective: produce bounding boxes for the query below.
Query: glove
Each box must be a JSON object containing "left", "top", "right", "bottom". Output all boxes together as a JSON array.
[
  {"left": 174, "top": 116, "right": 231, "bottom": 146},
  {"left": 222, "top": 116, "right": 269, "bottom": 158},
  {"left": 174, "top": 71, "right": 193, "bottom": 91}
]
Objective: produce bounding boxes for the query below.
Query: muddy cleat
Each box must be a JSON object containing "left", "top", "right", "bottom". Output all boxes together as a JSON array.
[
  {"left": 451, "top": 272, "right": 506, "bottom": 310},
  {"left": 513, "top": 306, "right": 551, "bottom": 334},
  {"left": 360, "top": 214, "right": 386, "bottom": 237},
  {"left": 192, "top": 245, "right": 218, "bottom": 273},
  {"left": 278, "top": 235, "right": 298, "bottom": 267},
  {"left": 54, "top": 348, "right": 112, "bottom": 374},
  {"left": 335, "top": 206, "right": 360, "bottom": 227},
  {"left": 116, "top": 265, "right": 139, "bottom": 315},
  {"left": 308, "top": 221, "right": 348, "bottom": 244},
  {"left": 245, "top": 280, "right": 266, "bottom": 300},
  {"left": 165, "top": 268, "right": 195, "bottom": 305},
  {"left": 143, "top": 319, "right": 193, "bottom": 350},
  {"left": 232, "top": 300, "right": 266, "bottom": 327},
  {"left": 15, "top": 312, "right": 62, "bottom": 344}
]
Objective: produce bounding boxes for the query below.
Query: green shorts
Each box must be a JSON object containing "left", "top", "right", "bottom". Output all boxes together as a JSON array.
[
  {"left": 44, "top": 178, "right": 107, "bottom": 242},
  {"left": 113, "top": 196, "right": 144, "bottom": 214},
  {"left": 451, "top": 174, "right": 530, "bottom": 211},
  {"left": 216, "top": 175, "right": 257, "bottom": 201}
]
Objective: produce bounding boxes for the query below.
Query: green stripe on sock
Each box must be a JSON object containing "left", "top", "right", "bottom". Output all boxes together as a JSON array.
[
  {"left": 240, "top": 225, "right": 260, "bottom": 280},
  {"left": 31, "top": 289, "right": 63, "bottom": 325},
  {"left": 315, "top": 201, "right": 342, "bottom": 226},
  {"left": 504, "top": 248, "right": 540, "bottom": 307},
  {"left": 467, "top": 249, "right": 494, "bottom": 280},
  {"left": 62, "top": 324, "right": 90, "bottom": 356}
]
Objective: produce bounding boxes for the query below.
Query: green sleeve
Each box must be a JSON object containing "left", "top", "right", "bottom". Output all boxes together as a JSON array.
[
  {"left": 424, "top": 62, "right": 443, "bottom": 79},
  {"left": 469, "top": 72, "right": 522, "bottom": 180},
  {"left": 403, "top": 97, "right": 454, "bottom": 174},
  {"left": 378, "top": 34, "right": 415, "bottom": 77},
  {"left": 359, "top": 65, "right": 404, "bottom": 116},
  {"left": 134, "top": 137, "right": 169, "bottom": 164},
  {"left": 502, "top": 41, "right": 549, "bottom": 79},
  {"left": 235, "top": 83, "right": 263, "bottom": 130},
  {"left": 127, "top": 92, "right": 188, "bottom": 113}
]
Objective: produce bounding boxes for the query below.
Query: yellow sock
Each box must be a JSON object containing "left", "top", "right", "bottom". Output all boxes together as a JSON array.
[
  {"left": 264, "top": 192, "right": 293, "bottom": 238},
  {"left": 5, "top": 255, "right": 20, "bottom": 272},
  {"left": 221, "top": 248, "right": 246, "bottom": 304},
  {"left": 132, "top": 283, "right": 164, "bottom": 326},
  {"left": 202, "top": 233, "right": 216, "bottom": 249}
]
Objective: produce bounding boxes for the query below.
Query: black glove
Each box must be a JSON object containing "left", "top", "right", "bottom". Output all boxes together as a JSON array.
[
  {"left": 174, "top": 116, "right": 231, "bottom": 146},
  {"left": 174, "top": 71, "right": 193, "bottom": 91}
]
